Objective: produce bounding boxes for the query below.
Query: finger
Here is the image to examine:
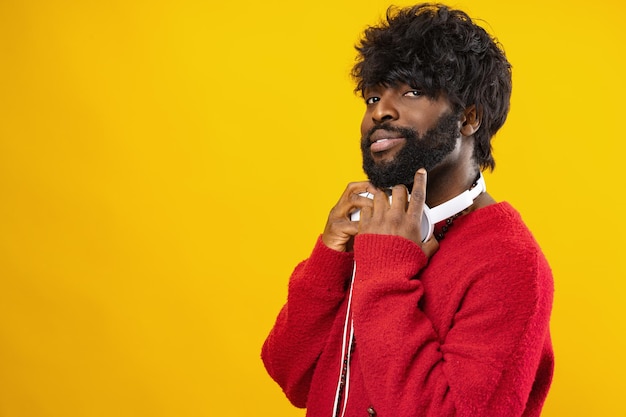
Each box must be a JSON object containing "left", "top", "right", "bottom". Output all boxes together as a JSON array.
[
  {"left": 333, "top": 181, "right": 372, "bottom": 220},
  {"left": 407, "top": 168, "right": 427, "bottom": 221},
  {"left": 369, "top": 186, "right": 389, "bottom": 210},
  {"left": 322, "top": 219, "right": 360, "bottom": 252},
  {"left": 349, "top": 182, "right": 376, "bottom": 219},
  {"left": 360, "top": 204, "right": 373, "bottom": 222},
  {"left": 390, "top": 184, "right": 409, "bottom": 213},
  {"left": 355, "top": 192, "right": 375, "bottom": 210},
  {"left": 342, "top": 181, "right": 372, "bottom": 201}
]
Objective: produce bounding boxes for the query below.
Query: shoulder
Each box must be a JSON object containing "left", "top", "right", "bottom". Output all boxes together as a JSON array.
[
  {"left": 443, "top": 202, "right": 553, "bottom": 292},
  {"left": 435, "top": 202, "right": 553, "bottom": 322},
  {"left": 462, "top": 202, "right": 545, "bottom": 256}
]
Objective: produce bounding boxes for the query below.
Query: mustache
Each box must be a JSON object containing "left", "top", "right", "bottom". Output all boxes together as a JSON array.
[{"left": 364, "top": 123, "right": 419, "bottom": 143}]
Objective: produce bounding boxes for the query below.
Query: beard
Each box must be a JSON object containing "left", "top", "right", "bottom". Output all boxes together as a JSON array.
[{"left": 361, "top": 111, "right": 462, "bottom": 189}]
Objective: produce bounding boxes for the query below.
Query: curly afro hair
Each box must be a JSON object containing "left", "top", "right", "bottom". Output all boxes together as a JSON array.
[{"left": 352, "top": 3, "right": 512, "bottom": 170}]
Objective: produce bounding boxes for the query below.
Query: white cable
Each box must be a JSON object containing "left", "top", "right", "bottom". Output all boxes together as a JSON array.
[
  {"left": 332, "top": 262, "right": 357, "bottom": 417},
  {"left": 340, "top": 321, "right": 355, "bottom": 417}
]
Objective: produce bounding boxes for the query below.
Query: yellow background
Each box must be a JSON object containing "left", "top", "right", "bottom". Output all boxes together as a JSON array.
[{"left": 0, "top": 0, "right": 624, "bottom": 415}]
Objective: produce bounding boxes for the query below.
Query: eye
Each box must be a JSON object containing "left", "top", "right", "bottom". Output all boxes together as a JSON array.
[
  {"left": 365, "top": 96, "right": 380, "bottom": 105},
  {"left": 404, "top": 89, "right": 423, "bottom": 97}
]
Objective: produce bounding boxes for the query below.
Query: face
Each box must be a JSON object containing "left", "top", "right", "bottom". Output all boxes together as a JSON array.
[{"left": 360, "top": 83, "right": 461, "bottom": 188}]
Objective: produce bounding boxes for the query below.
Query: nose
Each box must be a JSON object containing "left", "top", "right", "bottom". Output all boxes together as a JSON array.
[{"left": 371, "top": 94, "right": 399, "bottom": 124}]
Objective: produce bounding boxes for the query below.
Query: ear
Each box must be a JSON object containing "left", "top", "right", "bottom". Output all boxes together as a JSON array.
[{"left": 460, "top": 105, "right": 481, "bottom": 136}]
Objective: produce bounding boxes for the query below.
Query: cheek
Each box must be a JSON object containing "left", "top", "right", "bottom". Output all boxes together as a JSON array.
[{"left": 405, "top": 112, "right": 431, "bottom": 133}]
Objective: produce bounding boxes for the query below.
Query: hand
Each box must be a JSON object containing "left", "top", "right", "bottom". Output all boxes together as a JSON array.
[
  {"left": 358, "top": 169, "right": 439, "bottom": 258},
  {"left": 322, "top": 181, "right": 374, "bottom": 252}
]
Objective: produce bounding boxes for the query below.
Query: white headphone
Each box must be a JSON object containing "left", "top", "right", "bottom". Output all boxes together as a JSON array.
[{"left": 350, "top": 172, "right": 486, "bottom": 242}]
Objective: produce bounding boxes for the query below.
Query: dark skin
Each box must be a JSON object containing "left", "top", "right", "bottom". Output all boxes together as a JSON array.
[{"left": 322, "top": 83, "right": 495, "bottom": 257}]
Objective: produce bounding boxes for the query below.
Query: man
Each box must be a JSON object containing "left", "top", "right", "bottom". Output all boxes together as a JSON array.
[{"left": 262, "top": 4, "right": 554, "bottom": 417}]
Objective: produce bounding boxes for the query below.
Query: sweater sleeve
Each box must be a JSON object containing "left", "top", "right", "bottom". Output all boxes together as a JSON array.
[
  {"left": 261, "top": 236, "right": 355, "bottom": 408},
  {"left": 351, "top": 233, "right": 553, "bottom": 417}
]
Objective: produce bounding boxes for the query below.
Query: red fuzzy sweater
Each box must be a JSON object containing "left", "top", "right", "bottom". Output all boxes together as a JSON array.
[{"left": 262, "top": 202, "right": 554, "bottom": 417}]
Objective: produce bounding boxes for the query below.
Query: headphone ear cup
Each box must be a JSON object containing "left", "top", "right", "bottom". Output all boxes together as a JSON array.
[{"left": 421, "top": 206, "right": 434, "bottom": 242}]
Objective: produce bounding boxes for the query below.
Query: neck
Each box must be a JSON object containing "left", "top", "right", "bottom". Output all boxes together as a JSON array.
[
  {"left": 422, "top": 134, "right": 480, "bottom": 207},
  {"left": 426, "top": 171, "right": 486, "bottom": 222},
  {"left": 425, "top": 164, "right": 481, "bottom": 208}
]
